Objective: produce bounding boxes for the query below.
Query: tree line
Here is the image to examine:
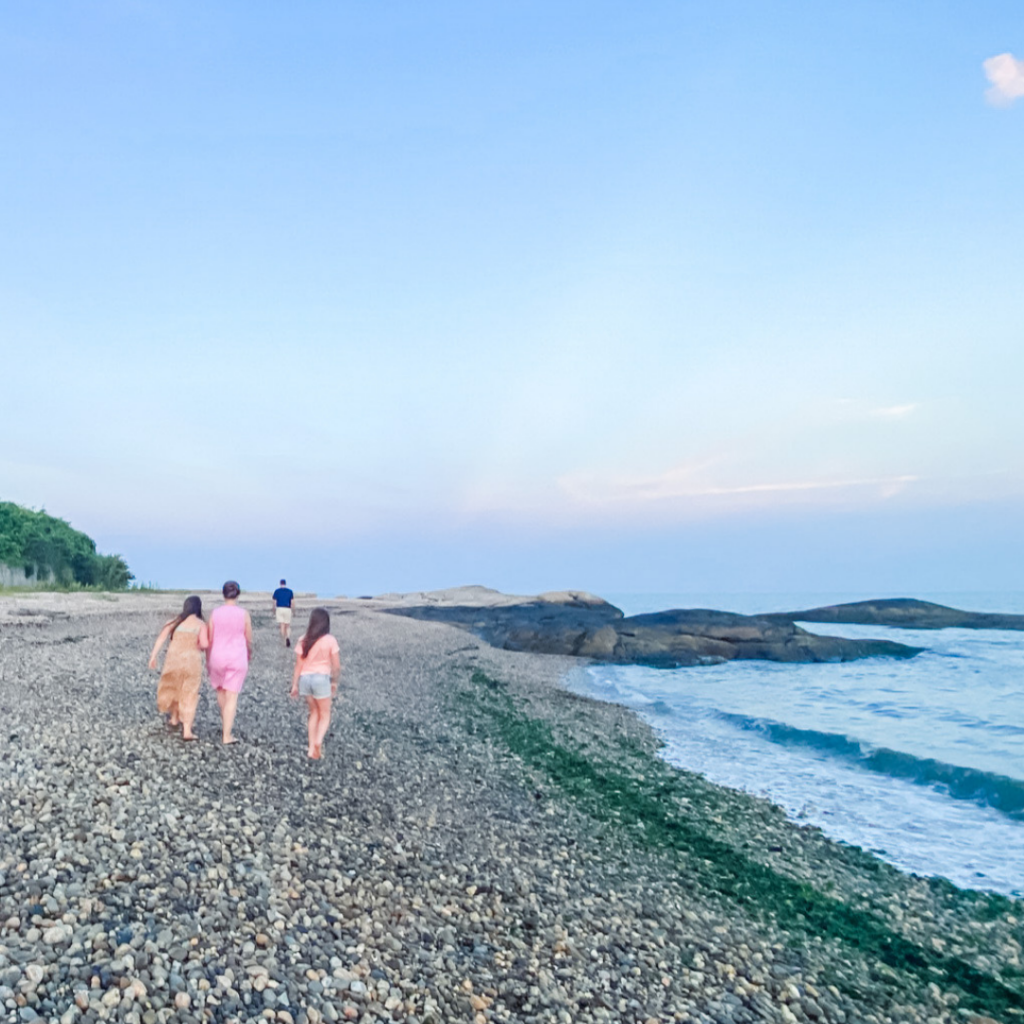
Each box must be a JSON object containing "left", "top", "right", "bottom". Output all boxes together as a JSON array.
[{"left": 0, "top": 502, "right": 133, "bottom": 589}]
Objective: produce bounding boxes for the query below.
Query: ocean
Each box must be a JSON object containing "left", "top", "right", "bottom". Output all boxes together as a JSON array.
[{"left": 566, "top": 592, "right": 1024, "bottom": 898}]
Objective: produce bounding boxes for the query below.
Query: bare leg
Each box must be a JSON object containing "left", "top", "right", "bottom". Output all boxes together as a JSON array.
[
  {"left": 306, "top": 696, "right": 319, "bottom": 757},
  {"left": 220, "top": 691, "right": 239, "bottom": 744},
  {"left": 181, "top": 705, "right": 196, "bottom": 740},
  {"left": 313, "top": 697, "right": 331, "bottom": 757}
]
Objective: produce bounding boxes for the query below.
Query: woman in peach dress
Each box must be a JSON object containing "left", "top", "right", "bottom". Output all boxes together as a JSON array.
[
  {"left": 149, "top": 595, "right": 209, "bottom": 741},
  {"left": 207, "top": 580, "right": 253, "bottom": 745}
]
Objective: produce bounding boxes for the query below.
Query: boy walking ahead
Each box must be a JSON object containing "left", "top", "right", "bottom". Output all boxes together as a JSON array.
[{"left": 272, "top": 579, "right": 294, "bottom": 647}]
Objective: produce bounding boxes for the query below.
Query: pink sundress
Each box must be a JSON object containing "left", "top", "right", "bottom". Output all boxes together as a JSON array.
[{"left": 208, "top": 604, "right": 249, "bottom": 693}]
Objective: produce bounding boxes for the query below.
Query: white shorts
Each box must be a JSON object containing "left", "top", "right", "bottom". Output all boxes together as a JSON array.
[{"left": 275, "top": 607, "right": 293, "bottom": 624}]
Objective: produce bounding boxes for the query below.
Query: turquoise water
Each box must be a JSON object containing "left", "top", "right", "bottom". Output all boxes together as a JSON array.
[{"left": 568, "top": 592, "right": 1024, "bottom": 897}]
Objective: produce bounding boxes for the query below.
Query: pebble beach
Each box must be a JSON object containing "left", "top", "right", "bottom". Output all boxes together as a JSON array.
[{"left": 1, "top": 591, "right": 1021, "bottom": 1024}]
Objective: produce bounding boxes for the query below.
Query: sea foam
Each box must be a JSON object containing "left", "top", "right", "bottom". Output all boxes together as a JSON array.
[{"left": 570, "top": 592, "right": 1024, "bottom": 897}]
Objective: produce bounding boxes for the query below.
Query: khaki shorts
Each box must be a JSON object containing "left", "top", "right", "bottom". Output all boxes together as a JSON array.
[{"left": 275, "top": 607, "right": 293, "bottom": 624}]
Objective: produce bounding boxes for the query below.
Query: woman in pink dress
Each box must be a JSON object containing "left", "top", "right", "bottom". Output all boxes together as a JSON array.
[{"left": 206, "top": 580, "right": 253, "bottom": 745}]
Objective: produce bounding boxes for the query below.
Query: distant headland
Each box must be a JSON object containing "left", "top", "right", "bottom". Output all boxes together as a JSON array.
[{"left": 763, "top": 597, "right": 1024, "bottom": 631}]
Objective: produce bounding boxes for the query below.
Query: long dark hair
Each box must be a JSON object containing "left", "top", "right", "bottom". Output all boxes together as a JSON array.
[
  {"left": 165, "top": 595, "right": 204, "bottom": 637},
  {"left": 301, "top": 607, "right": 331, "bottom": 659}
]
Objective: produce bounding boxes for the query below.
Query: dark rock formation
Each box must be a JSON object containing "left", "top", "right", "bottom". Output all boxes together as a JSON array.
[
  {"left": 764, "top": 598, "right": 1024, "bottom": 631},
  {"left": 387, "top": 597, "right": 922, "bottom": 667}
]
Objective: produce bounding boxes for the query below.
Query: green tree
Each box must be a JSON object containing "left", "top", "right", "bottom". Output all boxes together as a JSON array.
[{"left": 0, "top": 502, "right": 134, "bottom": 589}]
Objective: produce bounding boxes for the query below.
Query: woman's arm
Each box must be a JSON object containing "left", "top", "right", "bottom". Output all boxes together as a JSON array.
[
  {"left": 148, "top": 625, "right": 172, "bottom": 669},
  {"left": 290, "top": 649, "right": 302, "bottom": 696},
  {"left": 244, "top": 611, "right": 253, "bottom": 659},
  {"left": 330, "top": 649, "right": 341, "bottom": 694},
  {"left": 198, "top": 623, "right": 210, "bottom": 650}
]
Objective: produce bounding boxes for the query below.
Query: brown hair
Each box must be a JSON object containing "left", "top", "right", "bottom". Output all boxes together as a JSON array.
[
  {"left": 222, "top": 580, "right": 240, "bottom": 600},
  {"left": 301, "top": 607, "right": 331, "bottom": 660},
  {"left": 165, "top": 595, "right": 204, "bottom": 637}
]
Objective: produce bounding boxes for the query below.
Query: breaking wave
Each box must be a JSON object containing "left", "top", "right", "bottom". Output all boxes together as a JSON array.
[{"left": 716, "top": 713, "right": 1024, "bottom": 819}]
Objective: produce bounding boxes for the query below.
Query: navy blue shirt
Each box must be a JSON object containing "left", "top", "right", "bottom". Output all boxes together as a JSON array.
[{"left": 272, "top": 587, "right": 294, "bottom": 607}]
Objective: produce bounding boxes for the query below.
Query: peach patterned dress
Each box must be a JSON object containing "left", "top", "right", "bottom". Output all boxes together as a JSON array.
[{"left": 156, "top": 622, "right": 207, "bottom": 722}]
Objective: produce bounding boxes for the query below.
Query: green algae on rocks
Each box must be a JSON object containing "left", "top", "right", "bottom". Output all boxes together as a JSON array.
[{"left": 456, "top": 669, "right": 1024, "bottom": 1021}]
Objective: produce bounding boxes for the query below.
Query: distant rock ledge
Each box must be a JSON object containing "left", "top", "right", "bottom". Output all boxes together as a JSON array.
[
  {"left": 380, "top": 587, "right": 922, "bottom": 667},
  {"left": 764, "top": 598, "right": 1024, "bottom": 631}
]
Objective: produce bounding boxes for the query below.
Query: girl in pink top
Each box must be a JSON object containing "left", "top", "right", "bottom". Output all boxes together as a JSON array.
[
  {"left": 207, "top": 580, "right": 253, "bottom": 745},
  {"left": 290, "top": 607, "right": 341, "bottom": 760}
]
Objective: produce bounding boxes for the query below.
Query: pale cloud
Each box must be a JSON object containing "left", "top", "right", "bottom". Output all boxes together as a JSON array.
[
  {"left": 869, "top": 403, "right": 919, "bottom": 419},
  {"left": 983, "top": 53, "right": 1024, "bottom": 106},
  {"left": 558, "top": 464, "right": 918, "bottom": 506}
]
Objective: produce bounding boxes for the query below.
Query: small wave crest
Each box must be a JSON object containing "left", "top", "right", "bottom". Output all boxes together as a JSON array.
[{"left": 716, "top": 712, "right": 1024, "bottom": 819}]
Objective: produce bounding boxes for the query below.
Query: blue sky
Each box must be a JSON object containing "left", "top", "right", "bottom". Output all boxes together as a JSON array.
[{"left": 2, "top": 2, "right": 1022, "bottom": 597}]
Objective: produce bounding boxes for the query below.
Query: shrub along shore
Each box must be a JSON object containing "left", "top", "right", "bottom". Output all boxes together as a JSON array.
[{"left": 0, "top": 591, "right": 1020, "bottom": 1024}]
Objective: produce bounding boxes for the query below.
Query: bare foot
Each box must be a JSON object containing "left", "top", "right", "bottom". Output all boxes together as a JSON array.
[
  {"left": 222, "top": 736, "right": 238, "bottom": 746},
  {"left": 308, "top": 746, "right": 321, "bottom": 760},
  {"left": 182, "top": 733, "right": 197, "bottom": 741},
  {"left": 168, "top": 717, "right": 179, "bottom": 728}
]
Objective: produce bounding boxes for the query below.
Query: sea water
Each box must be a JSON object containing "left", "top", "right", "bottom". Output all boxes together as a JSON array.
[{"left": 566, "top": 592, "right": 1024, "bottom": 898}]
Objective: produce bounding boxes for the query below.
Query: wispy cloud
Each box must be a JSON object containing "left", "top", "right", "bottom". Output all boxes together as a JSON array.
[
  {"left": 559, "top": 465, "right": 918, "bottom": 506},
  {"left": 869, "top": 403, "right": 918, "bottom": 419},
  {"left": 983, "top": 53, "right": 1024, "bottom": 107}
]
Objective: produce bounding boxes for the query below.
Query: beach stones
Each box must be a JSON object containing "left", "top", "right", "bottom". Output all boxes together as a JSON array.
[
  {"left": 0, "top": 591, "right": 1014, "bottom": 1024},
  {"left": 42, "top": 924, "right": 72, "bottom": 945}
]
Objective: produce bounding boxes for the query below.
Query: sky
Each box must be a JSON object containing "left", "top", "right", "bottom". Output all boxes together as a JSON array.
[{"left": 2, "top": 2, "right": 1023, "bottom": 598}]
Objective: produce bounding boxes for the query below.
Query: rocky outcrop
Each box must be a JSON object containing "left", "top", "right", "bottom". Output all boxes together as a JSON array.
[
  {"left": 605, "top": 609, "right": 920, "bottom": 665},
  {"left": 764, "top": 598, "right": 1024, "bottom": 631},
  {"left": 385, "top": 592, "right": 922, "bottom": 667}
]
